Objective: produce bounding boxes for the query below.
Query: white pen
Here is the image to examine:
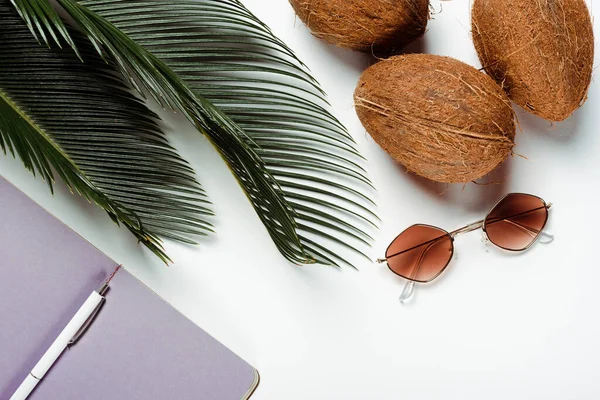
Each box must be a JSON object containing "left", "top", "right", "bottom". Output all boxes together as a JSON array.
[{"left": 10, "top": 265, "right": 121, "bottom": 400}]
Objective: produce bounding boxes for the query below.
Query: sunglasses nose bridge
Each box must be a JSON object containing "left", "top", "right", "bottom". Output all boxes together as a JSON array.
[{"left": 450, "top": 220, "right": 485, "bottom": 238}]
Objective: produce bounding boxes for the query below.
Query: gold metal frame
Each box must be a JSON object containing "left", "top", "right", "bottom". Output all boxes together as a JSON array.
[{"left": 377, "top": 193, "right": 552, "bottom": 284}]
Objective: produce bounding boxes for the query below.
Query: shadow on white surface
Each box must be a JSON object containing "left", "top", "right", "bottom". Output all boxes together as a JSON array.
[
  {"left": 398, "top": 157, "right": 513, "bottom": 213},
  {"left": 516, "top": 104, "right": 584, "bottom": 143},
  {"left": 400, "top": 35, "right": 429, "bottom": 56},
  {"left": 309, "top": 37, "right": 374, "bottom": 75}
]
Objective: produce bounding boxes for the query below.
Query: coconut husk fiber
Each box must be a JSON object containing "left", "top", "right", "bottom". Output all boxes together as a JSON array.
[
  {"left": 472, "top": 0, "right": 594, "bottom": 122},
  {"left": 289, "top": 0, "right": 429, "bottom": 54},
  {"left": 354, "top": 54, "right": 516, "bottom": 184}
]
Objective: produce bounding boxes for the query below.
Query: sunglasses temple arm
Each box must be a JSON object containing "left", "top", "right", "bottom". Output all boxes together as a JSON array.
[
  {"left": 539, "top": 230, "right": 554, "bottom": 244},
  {"left": 375, "top": 258, "right": 418, "bottom": 303},
  {"left": 399, "top": 234, "right": 554, "bottom": 304},
  {"left": 399, "top": 240, "right": 438, "bottom": 304},
  {"left": 498, "top": 218, "right": 555, "bottom": 244},
  {"left": 400, "top": 281, "right": 416, "bottom": 304}
]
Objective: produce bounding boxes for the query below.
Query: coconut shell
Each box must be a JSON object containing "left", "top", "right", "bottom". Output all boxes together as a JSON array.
[
  {"left": 354, "top": 54, "right": 516, "bottom": 184},
  {"left": 472, "top": 0, "right": 594, "bottom": 122},
  {"left": 289, "top": 0, "right": 429, "bottom": 54}
]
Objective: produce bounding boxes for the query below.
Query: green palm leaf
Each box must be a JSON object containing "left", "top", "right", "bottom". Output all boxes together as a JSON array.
[
  {"left": 0, "top": 2, "right": 213, "bottom": 262},
  {"left": 9, "top": 0, "right": 377, "bottom": 266},
  {"left": 10, "top": 0, "right": 80, "bottom": 56}
]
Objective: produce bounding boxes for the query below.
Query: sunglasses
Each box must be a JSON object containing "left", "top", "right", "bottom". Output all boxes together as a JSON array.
[{"left": 377, "top": 193, "right": 554, "bottom": 303}]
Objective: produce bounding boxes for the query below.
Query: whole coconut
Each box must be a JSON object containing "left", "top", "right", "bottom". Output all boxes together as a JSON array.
[
  {"left": 472, "top": 0, "right": 594, "bottom": 122},
  {"left": 289, "top": 0, "right": 429, "bottom": 54},
  {"left": 354, "top": 54, "right": 515, "bottom": 183}
]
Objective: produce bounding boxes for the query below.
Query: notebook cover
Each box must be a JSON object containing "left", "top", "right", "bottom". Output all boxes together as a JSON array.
[
  {"left": 0, "top": 176, "right": 118, "bottom": 397},
  {"left": 29, "top": 269, "right": 259, "bottom": 400},
  {"left": 0, "top": 176, "right": 258, "bottom": 399}
]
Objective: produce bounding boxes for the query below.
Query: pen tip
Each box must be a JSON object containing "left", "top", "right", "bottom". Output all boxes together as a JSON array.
[{"left": 106, "top": 264, "right": 122, "bottom": 285}]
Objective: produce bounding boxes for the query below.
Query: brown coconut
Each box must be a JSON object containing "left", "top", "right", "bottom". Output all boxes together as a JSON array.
[
  {"left": 472, "top": 0, "right": 594, "bottom": 122},
  {"left": 289, "top": 0, "right": 429, "bottom": 54},
  {"left": 354, "top": 54, "right": 516, "bottom": 183}
]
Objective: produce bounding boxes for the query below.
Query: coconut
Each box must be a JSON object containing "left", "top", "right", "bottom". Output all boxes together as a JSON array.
[
  {"left": 289, "top": 0, "right": 429, "bottom": 54},
  {"left": 354, "top": 54, "right": 516, "bottom": 183},
  {"left": 472, "top": 0, "right": 594, "bottom": 122}
]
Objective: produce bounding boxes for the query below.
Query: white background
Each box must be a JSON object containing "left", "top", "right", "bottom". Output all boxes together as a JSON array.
[{"left": 2, "top": 0, "right": 600, "bottom": 398}]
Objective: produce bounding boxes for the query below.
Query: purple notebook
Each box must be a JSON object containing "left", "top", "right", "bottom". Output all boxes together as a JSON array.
[{"left": 0, "top": 176, "right": 259, "bottom": 400}]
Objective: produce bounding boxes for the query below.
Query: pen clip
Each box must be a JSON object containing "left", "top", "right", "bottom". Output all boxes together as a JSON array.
[
  {"left": 67, "top": 296, "right": 105, "bottom": 348},
  {"left": 66, "top": 265, "right": 121, "bottom": 348}
]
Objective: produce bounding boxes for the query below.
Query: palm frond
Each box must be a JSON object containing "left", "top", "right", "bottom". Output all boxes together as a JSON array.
[
  {"left": 10, "top": 0, "right": 378, "bottom": 266},
  {"left": 81, "top": 0, "right": 378, "bottom": 265},
  {"left": 0, "top": 1, "right": 212, "bottom": 262},
  {"left": 51, "top": 0, "right": 311, "bottom": 264}
]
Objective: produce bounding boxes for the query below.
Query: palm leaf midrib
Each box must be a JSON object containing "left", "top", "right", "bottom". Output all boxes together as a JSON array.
[{"left": 0, "top": 88, "right": 74, "bottom": 171}]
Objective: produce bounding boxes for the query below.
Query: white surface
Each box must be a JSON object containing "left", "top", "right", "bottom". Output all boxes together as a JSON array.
[
  {"left": 10, "top": 292, "right": 103, "bottom": 400},
  {"left": 2, "top": 1, "right": 600, "bottom": 399}
]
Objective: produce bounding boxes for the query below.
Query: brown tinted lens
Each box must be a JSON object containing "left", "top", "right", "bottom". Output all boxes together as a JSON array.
[
  {"left": 485, "top": 193, "right": 548, "bottom": 251},
  {"left": 385, "top": 225, "right": 454, "bottom": 283}
]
